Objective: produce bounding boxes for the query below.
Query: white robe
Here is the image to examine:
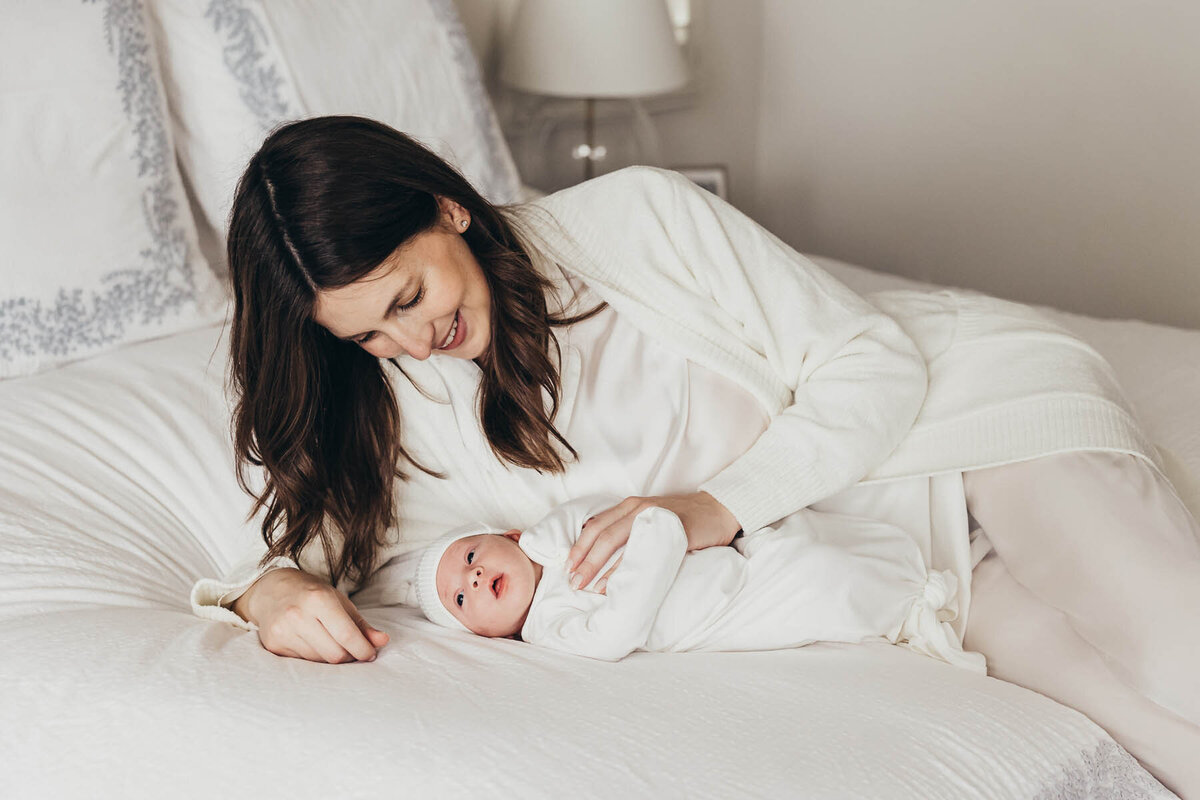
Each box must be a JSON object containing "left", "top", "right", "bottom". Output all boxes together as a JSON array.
[{"left": 518, "top": 495, "right": 985, "bottom": 672}]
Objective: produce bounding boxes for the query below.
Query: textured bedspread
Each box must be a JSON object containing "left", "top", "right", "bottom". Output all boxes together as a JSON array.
[
  {"left": 0, "top": 604, "right": 1175, "bottom": 799},
  {"left": 3, "top": 258, "right": 1196, "bottom": 797}
]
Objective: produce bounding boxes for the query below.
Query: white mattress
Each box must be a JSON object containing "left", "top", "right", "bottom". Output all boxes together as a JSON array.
[{"left": 2, "top": 258, "right": 1196, "bottom": 799}]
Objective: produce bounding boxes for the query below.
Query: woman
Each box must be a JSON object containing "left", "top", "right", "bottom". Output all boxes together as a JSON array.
[{"left": 192, "top": 116, "right": 1199, "bottom": 793}]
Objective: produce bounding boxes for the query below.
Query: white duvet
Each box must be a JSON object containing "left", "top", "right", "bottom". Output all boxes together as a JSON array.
[{"left": 1, "top": 258, "right": 1194, "bottom": 799}]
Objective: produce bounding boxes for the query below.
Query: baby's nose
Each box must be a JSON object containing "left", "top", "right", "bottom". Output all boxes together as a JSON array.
[{"left": 471, "top": 566, "right": 484, "bottom": 590}]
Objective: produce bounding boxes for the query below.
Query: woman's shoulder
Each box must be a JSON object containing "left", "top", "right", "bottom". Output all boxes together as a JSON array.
[
  {"left": 536, "top": 164, "right": 682, "bottom": 201},
  {"left": 515, "top": 166, "right": 704, "bottom": 287},
  {"left": 527, "top": 166, "right": 692, "bottom": 228}
]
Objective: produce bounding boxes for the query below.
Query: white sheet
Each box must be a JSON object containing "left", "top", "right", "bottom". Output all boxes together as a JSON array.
[{"left": 3, "top": 256, "right": 1195, "bottom": 797}]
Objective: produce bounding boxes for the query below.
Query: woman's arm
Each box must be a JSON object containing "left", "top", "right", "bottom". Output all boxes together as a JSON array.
[{"left": 551, "top": 167, "right": 928, "bottom": 587}]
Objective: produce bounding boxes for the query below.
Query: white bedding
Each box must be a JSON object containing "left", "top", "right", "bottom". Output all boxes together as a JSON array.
[{"left": 2, "top": 258, "right": 1195, "bottom": 798}]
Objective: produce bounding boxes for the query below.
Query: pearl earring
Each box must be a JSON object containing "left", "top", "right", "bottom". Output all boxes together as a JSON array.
[{"left": 460, "top": 219, "right": 469, "bottom": 228}]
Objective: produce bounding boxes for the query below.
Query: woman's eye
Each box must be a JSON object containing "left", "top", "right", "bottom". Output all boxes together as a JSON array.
[
  {"left": 455, "top": 592, "right": 464, "bottom": 607},
  {"left": 466, "top": 549, "right": 474, "bottom": 564},
  {"left": 398, "top": 286, "right": 424, "bottom": 311},
  {"left": 352, "top": 288, "right": 422, "bottom": 345}
]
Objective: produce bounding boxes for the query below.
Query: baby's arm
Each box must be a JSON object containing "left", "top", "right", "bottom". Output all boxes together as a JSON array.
[{"left": 528, "top": 507, "right": 688, "bottom": 661}]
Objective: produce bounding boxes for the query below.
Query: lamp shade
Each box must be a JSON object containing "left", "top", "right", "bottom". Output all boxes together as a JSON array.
[{"left": 500, "top": 0, "right": 688, "bottom": 98}]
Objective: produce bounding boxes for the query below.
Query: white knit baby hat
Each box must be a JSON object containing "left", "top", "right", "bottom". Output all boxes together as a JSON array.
[{"left": 416, "top": 522, "right": 501, "bottom": 632}]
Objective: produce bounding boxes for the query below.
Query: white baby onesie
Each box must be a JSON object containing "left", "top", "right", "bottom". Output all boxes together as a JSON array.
[{"left": 517, "top": 495, "right": 987, "bottom": 673}]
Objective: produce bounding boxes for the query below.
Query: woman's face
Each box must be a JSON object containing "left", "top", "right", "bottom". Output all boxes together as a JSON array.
[{"left": 312, "top": 198, "right": 491, "bottom": 361}]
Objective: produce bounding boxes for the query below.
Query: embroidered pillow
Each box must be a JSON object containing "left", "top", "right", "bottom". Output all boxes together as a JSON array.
[
  {"left": 0, "top": 0, "right": 228, "bottom": 379},
  {"left": 148, "top": 0, "right": 523, "bottom": 272}
]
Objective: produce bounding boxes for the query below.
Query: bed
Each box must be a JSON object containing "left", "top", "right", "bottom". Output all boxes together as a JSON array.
[{"left": 1, "top": 2, "right": 1195, "bottom": 798}]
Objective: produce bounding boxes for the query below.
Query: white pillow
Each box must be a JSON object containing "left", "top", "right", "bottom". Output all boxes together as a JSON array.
[
  {"left": 149, "top": 0, "right": 523, "bottom": 266},
  {"left": 0, "top": 0, "right": 228, "bottom": 379}
]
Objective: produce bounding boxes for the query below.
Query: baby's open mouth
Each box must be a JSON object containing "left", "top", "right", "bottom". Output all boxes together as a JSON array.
[{"left": 492, "top": 574, "right": 504, "bottom": 598}]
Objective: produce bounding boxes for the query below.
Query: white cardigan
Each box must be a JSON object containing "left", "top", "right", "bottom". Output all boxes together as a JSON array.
[
  {"left": 191, "top": 166, "right": 1158, "bottom": 626},
  {"left": 526, "top": 167, "right": 1157, "bottom": 527}
]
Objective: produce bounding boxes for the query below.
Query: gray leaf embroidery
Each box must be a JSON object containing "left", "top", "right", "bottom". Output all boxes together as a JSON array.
[
  {"left": 1, "top": 0, "right": 212, "bottom": 366},
  {"left": 1035, "top": 739, "right": 1176, "bottom": 800},
  {"left": 204, "top": 0, "right": 292, "bottom": 129}
]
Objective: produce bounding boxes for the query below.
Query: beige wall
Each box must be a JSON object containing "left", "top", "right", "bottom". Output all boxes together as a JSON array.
[
  {"left": 753, "top": 1, "right": 1200, "bottom": 329},
  {"left": 653, "top": 0, "right": 764, "bottom": 213},
  {"left": 458, "top": 0, "right": 1200, "bottom": 329}
]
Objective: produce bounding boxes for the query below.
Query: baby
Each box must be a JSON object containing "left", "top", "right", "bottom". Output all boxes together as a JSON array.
[{"left": 416, "top": 495, "right": 986, "bottom": 672}]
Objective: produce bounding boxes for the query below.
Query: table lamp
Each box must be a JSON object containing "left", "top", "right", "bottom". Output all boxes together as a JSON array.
[{"left": 500, "top": 0, "right": 688, "bottom": 189}]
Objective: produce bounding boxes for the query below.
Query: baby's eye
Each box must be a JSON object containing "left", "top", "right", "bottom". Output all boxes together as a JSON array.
[
  {"left": 466, "top": 549, "right": 474, "bottom": 564},
  {"left": 455, "top": 592, "right": 464, "bottom": 607}
]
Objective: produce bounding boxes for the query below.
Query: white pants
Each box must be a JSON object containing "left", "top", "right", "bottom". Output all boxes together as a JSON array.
[{"left": 962, "top": 451, "right": 1200, "bottom": 798}]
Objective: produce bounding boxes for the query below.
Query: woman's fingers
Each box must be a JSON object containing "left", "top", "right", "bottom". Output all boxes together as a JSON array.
[
  {"left": 294, "top": 591, "right": 378, "bottom": 663},
  {"left": 594, "top": 556, "right": 623, "bottom": 595},
  {"left": 260, "top": 606, "right": 350, "bottom": 663},
  {"left": 566, "top": 499, "right": 637, "bottom": 571},
  {"left": 271, "top": 640, "right": 322, "bottom": 663},
  {"left": 331, "top": 593, "right": 385, "bottom": 661},
  {"left": 570, "top": 503, "right": 643, "bottom": 588},
  {"left": 296, "top": 627, "right": 355, "bottom": 664}
]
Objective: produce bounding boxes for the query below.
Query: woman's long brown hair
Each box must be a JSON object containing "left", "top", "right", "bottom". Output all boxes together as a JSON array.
[{"left": 227, "top": 116, "right": 599, "bottom": 586}]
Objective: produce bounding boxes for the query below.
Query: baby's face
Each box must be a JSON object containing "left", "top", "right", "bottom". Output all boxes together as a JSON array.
[{"left": 435, "top": 532, "right": 539, "bottom": 637}]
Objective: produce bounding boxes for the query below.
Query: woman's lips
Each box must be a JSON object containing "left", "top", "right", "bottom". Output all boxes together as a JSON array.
[{"left": 438, "top": 310, "right": 467, "bottom": 351}]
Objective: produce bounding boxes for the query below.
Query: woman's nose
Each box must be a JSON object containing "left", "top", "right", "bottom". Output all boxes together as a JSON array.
[{"left": 384, "top": 317, "right": 434, "bottom": 360}]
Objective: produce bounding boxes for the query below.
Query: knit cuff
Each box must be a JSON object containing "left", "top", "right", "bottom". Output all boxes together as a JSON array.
[
  {"left": 189, "top": 551, "right": 300, "bottom": 631},
  {"left": 700, "top": 436, "right": 830, "bottom": 535}
]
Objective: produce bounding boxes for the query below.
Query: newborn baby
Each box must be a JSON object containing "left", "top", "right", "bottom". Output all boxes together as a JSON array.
[{"left": 415, "top": 495, "right": 986, "bottom": 672}]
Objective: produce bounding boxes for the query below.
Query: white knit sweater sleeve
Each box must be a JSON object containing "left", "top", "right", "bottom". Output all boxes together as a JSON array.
[
  {"left": 539, "top": 167, "right": 929, "bottom": 532},
  {"left": 522, "top": 508, "right": 688, "bottom": 662},
  {"left": 685, "top": 178, "right": 927, "bottom": 530}
]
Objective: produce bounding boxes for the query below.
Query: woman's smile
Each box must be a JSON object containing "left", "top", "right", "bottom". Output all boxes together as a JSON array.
[{"left": 437, "top": 310, "right": 465, "bottom": 351}]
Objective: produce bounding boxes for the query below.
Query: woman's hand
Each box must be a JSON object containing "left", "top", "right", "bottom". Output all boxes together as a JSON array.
[
  {"left": 566, "top": 492, "right": 741, "bottom": 593},
  {"left": 231, "top": 567, "right": 390, "bottom": 663}
]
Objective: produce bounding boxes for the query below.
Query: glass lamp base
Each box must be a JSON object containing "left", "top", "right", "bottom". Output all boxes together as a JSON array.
[{"left": 519, "top": 97, "right": 663, "bottom": 192}]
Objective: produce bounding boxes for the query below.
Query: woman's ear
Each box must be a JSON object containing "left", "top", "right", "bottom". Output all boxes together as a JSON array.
[{"left": 435, "top": 196, "right": 470, "bottom": 231}]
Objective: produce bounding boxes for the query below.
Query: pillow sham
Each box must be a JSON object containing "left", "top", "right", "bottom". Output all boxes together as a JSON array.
[
  {"left": 149, "top": 0, "right": 524, "bottom": 270},
  {"left": 0, "top": 0, "right": 228, "bottom": 379}
]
